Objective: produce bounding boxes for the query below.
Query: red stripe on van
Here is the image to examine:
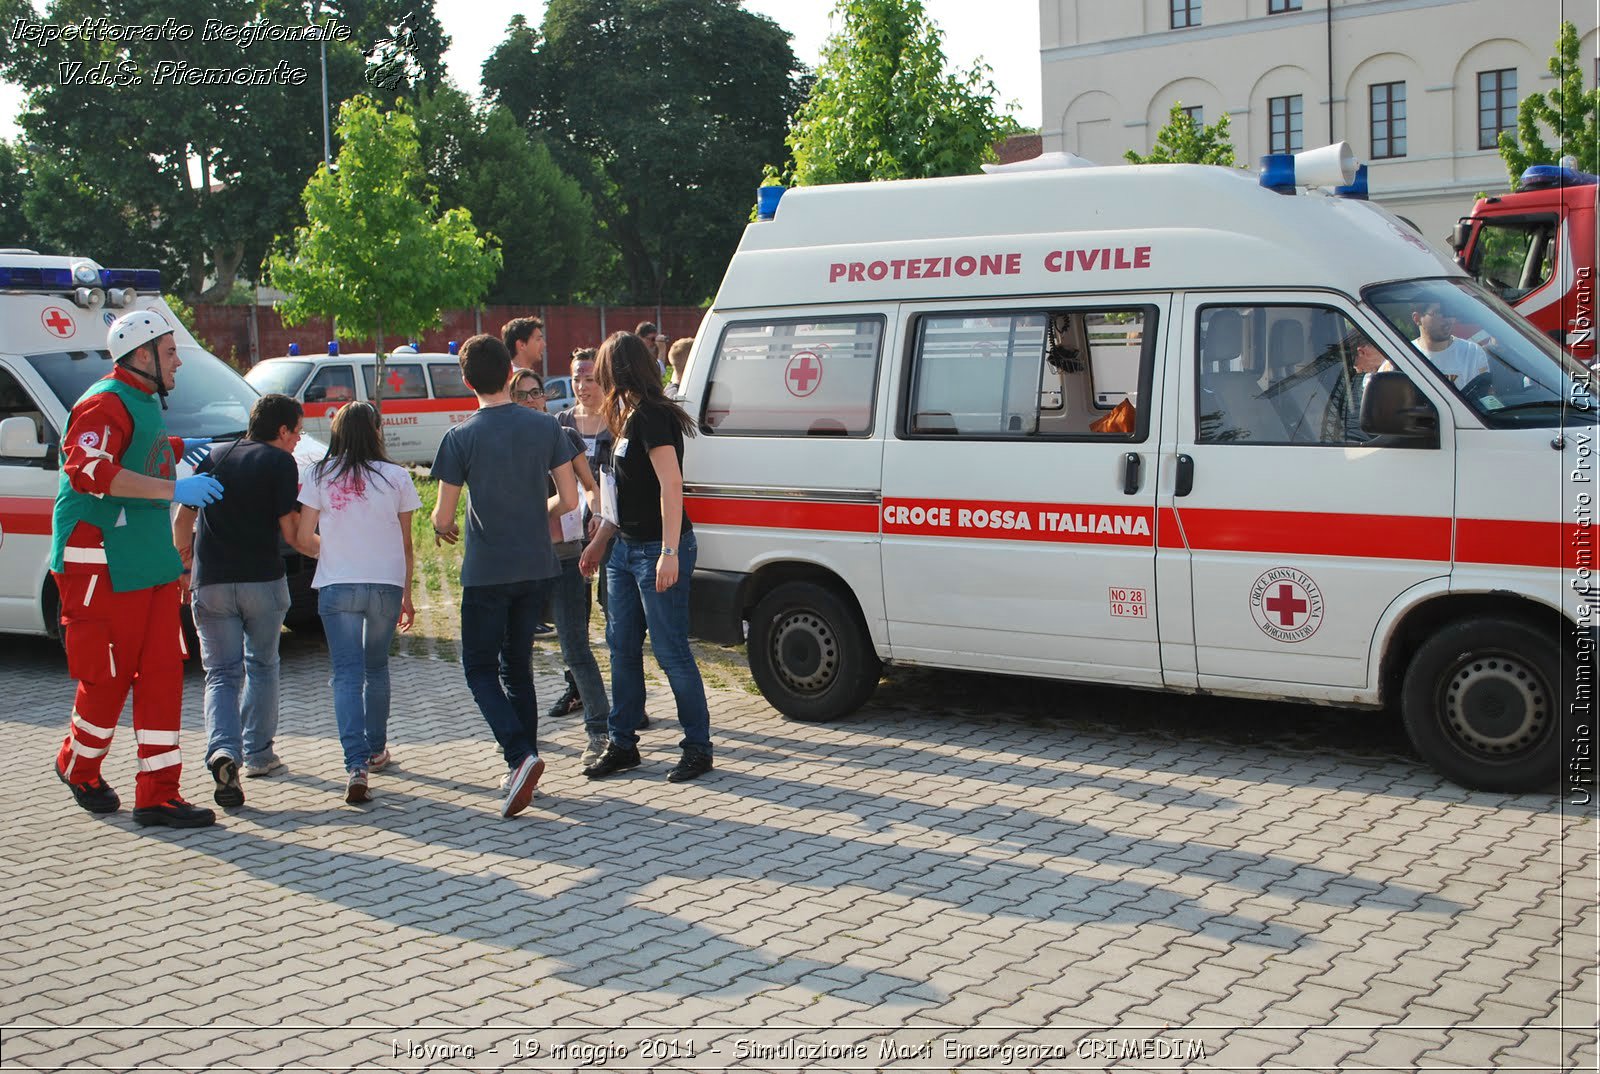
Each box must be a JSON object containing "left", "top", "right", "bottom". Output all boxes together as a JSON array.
[
  {"left": 0, "top": 496, "right": 52, "bottom": 535},
  {"left": 1175, "top": 507, "right": 1453, "bottom": 561},
  {"left": 1455, "top": 518, "right": 1582, "bottom": 569},
  {"left": 685, "top": 495, "right": 879, "bottom": 534},
  {"left": 376, "top": 398, "right": 475, "bottom": 414},
  {"left": 1157, "top": 507, "right": 1187, "bottom": 550}
]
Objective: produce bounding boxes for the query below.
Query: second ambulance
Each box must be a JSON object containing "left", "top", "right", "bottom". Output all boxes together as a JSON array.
[{"left": 679, "top": 144, "right": 1593, "bottom": 793}]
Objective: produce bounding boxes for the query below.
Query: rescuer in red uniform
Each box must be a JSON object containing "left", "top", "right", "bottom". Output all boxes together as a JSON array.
[{"left": 50, "top": 309, "right": 226, "bottom": 828}]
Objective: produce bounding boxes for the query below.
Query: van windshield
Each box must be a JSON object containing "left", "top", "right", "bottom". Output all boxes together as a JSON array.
[
  {"left": 1363, "top": 278, "right": 1598, "bottom": 427},
  {"left": 245, "top": 360, "right": 312, "bottom": 397},
  {"left": 26, "top": 347, "right": 255, "bottom": 438}
]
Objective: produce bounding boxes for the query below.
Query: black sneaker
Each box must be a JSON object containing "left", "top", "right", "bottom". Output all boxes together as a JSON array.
[
  {"left": 55, "top": 763, "right": 119, "bottom": 814},
  {"left": 544, "top": 679, "right": 582, "bottom": 721},
  {"left": 637, "top": 713, "right": 652, "bottom": 730},
  {"left": 209, "top": 755, "right": 244, "bottom": 809},
  {"left": 132, "top": 798, "right": 217, "bottom": 828},
  {"left": 583, "top": 744, "right": 642, "bottom": 779},
  {"left": 533, "top": 622, "right": 555, "bottom": 636},
  {"left": 667, "top": 750, "right": 714, "bottom": 783}
]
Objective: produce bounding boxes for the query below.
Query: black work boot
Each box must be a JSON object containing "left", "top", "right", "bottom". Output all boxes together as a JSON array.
[
  {"left": 667, "top": 750, "right": 713, "bottom": 783},
  {"left": 55, "top": 763, "right": 120, "bottom": 814},
  {"left": 132, "top": 798, "right": 217, "bottom": 828},
  {"left": 583, "top": 744, "right": 642, "bottom": 779}
]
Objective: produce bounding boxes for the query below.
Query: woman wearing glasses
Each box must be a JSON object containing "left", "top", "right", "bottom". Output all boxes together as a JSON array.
[{"left": 508, "top": 368, "right": 611, "bottom": 768}]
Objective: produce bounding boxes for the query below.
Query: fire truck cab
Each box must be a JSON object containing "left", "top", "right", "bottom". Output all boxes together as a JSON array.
[
  {"left": 1450, "top": 162, "right": 1597, "bottom": 364},
  {"left": 679, "top": 145, "right": 1593, "bottom": 794}
]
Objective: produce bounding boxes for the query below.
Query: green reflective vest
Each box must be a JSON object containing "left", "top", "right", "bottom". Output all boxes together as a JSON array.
[{"left": 49, "top": 376, "right": 183, "bottom": 593}]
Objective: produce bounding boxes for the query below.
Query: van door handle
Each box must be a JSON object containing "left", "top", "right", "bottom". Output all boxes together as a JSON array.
[
  {"left": 1122, "top": 452, "right": 1141, "bottom": 494},
  {"left": 1175, "top": 454, "right": 1194, "bottom": 497}
]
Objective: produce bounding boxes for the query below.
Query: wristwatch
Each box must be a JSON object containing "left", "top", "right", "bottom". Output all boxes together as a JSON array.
[{"left": 660, "top": 547, "right": 677, "bottom": 557}]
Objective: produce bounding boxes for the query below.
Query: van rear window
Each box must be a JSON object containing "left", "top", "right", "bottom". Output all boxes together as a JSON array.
[
  {"left": 363, "top": 363, "right": 427, "bottom": 400},
  {"left": 703, "top": 317, "right": 884, "bottom": 436},
  {"left": 428, "top": 362, "right": 473, "bottom": 399}
]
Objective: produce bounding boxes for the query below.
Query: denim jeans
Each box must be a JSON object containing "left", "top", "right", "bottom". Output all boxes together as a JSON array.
[
  {"left": 551, "top": 556, "right": 609, "bottom": 737},
  {"left": 194, "top": 578, "right": 290, "bottom": 769},
  {"left": 604, "top": 532, "right": 711, "bottom": 753},
  {"left": 318, "top": 583, "right": 402, "bottom": 772},
  {"left": 461, "top": 577, "right": 552, "bottom": 769}
]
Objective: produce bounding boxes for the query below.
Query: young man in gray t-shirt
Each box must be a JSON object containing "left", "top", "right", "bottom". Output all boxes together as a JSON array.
[{"left": 431, "top": 335, "right": 578, "bottom": 818}]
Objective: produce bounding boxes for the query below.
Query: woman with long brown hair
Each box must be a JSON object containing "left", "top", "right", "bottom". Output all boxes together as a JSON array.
[
  {"left": 578, "top": 332, "right": 713, "bottom": 782},
  {"left": 296, "top": 401, "right": 420, "bottom": 804}
]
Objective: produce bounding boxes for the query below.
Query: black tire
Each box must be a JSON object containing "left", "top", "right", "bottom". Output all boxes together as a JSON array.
[
  {"left": 1401, "top": 617, "right": 1567, "bottom": 792},
  {"left": 747, "top": 580, "right": 882, "bottom": 722}
]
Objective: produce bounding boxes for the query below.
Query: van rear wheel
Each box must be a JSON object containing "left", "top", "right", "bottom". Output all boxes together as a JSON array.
[
  {"left": 1401, "top": 617, "right": 1566, "bottom": 793},
  {"left": 748, "top": 581, "right": 881, "bottom": 722}
]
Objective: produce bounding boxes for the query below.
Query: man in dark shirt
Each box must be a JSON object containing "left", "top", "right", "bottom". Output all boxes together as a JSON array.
[{"left": 173, "top": 393, "right": 310, "bottom": 809}]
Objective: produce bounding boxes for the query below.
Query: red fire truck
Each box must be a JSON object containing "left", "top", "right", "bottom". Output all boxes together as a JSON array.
[{"left": 1450, "top": 160, "right": 1597, "bottom": 363}]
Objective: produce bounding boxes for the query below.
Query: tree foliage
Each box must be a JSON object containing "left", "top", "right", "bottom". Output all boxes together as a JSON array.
[
  {"left": 266, "top": 96, "right": 500, "bottom": 412},
  {"left": 412, "top": 85, "right": 599, "bottom": 304},
  {"left": 482, "top": 0, "right": 806, "bottom": 304},
  {"left": 0, "top": 0, "right": 447, "bottom": 302},
  {"left": 0, "top": 141, "right": 37, "bottom": 249},
  {"left": 781, "top": 0, "right": 1022, "bottom": 185},
  {"left": 1125, "top": 103, "right": 1237, "bottom": 166},
  {"left": 1500, "top": 20, "right": 1600, "bottom": 185}
]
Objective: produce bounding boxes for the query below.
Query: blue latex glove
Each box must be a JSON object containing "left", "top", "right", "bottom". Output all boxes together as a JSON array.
[
  {"left": 181, "top": 437, "right": 212, "bottom": 455},
  {"left": 173, "top": 474, "right": 224, "bottom": 508}
]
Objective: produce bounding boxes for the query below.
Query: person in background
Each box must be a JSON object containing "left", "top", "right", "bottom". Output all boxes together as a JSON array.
[
  {"left": 175, "top": 393, "right": 313, "bottom": 809},
  {"left": 510, "top": 369, "right": 611, "bottom": 768},
  {"left": 296, "top": 402, "right": 419, "bottom": 806},
  {"left": 503, "top": 317, "right": 546, "bottom": 374},
  {"left": 664, "top": 337, "right": 692, "bottom": 400},
  {"left": 51, "top": 309, "right": 224, "bottom": 829},
  {"left": 1410, "top": 301, "right": 1491, "bottom": 386},
  {"left": 579, "top": 332, "right": 713, "bottom": 783},
  {"left": 432, "top": 336, "right": 577, "bottom": 818},
  {"left": 635, "top": 322, "right": 669, "bottom": 376}
]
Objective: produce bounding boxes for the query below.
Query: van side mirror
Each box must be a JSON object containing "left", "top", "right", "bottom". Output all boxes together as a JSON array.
[
  {"left": 1447, "top": 219, "right": 1472, "bottom": 253},
  {"left": 1362, "top": 372, "right": 1439, "bottom": 446},
  {"left": 0, "top": 415, "right": 48, "bottom": 459}
]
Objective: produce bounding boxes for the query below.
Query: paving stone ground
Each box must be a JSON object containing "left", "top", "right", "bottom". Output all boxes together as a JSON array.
[{"left": 0, "top": 631, "right": 1595, "bottom": 1073}]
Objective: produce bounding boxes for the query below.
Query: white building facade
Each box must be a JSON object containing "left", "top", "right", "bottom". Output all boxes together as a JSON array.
[{"left": 1039, "top": 0, "right": 1598, "bottom": 247}]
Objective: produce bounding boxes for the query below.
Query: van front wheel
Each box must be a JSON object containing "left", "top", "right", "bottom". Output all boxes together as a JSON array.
[
  {"left": 1401, "top": 617, "right": 1565, "bottom": 793},
  {"left": 748, "top": 581, "right": 881, "bottom": 722}
]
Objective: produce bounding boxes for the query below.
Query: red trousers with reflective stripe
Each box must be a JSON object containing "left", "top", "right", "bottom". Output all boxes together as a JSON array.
[{"left": 53, "top": 571, "right": 186, "bottom": 808}]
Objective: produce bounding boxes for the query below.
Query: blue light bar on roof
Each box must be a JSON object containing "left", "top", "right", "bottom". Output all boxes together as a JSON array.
[
  {"left": 1520, "top": 164, "right": 1600, "bottom": 191},
  {"left": 1258, "top": 154, "right": 1296, "bottom": 195},
  {"left": 1333, "top": 164, "right": 1369, "bottom": 200},
  {"left": 0, "top": 265, "right": 76, "bottom": 289},
  {"left": 104, "top": 268, "right": 162, "bottom": 290}
]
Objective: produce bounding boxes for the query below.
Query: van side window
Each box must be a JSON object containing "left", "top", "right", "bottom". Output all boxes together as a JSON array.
[
  {"left": 907, "top": 307, "right": 1153, "bottom": 439},
  {"left": 1470, "top": 215, "right": 1557, "bottom": 303},
  {"left": 363, "top": 363, "right": 427, "bottom": 400},
  {"left": 304, "top": 365, "right": 356, "bottom": 404},
  {"left": 1196, "top": 304, "right": 1414, "bottom": 446},
  {"left": 0, "top": 366, "right": 54, "bottom": 468},
  {"left": 428, "top": 362, "right": 473, "bottom": 399},
  {"left": 703, "top": 317, "right": 884, "bottom": 436}
]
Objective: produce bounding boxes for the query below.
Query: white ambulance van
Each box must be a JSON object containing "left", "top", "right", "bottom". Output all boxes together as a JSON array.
[
  {"left": 246, "top": 344, "right": 476, "bottom": 465},
  {"left": 680, "top": 146, "right": 1596, "bottom": 793},
  {"left": 0, "top": 252, "right": 323, "bottom": 637}
]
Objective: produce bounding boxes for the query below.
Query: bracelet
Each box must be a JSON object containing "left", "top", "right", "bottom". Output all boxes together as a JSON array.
[{"left": 660, "top": 547, "right": 676, "bottom": 557}]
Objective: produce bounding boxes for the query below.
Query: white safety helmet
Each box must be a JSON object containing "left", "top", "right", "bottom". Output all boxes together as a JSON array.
[{"left": 107, "top": 309, "right": 175, "bottom": 362}]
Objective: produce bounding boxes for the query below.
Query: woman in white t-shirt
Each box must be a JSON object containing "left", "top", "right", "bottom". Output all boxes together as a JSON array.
[{"left": 296, "top": 402, "right": 421, "bottom": 804}]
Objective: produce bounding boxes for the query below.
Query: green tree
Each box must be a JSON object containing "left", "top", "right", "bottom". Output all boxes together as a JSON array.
[
  {"left": 266, "top": 96, "right": 500, "bottom": 414},
  {"left": 1499, "top": 20, "right": 1600, "bottom": 185},
  {"left": 0, "top": 141, "right": 38, "bottom": 249},
  {"left": 0, "top": 0, "right": 448, "bottom": 302},
  {"left": 412, "top": 85, "right": 599, "bottom": 304},
  {"left": 781, "top": 0, "right": 1022, "bottom": 185},
  {"left": 482, "top": 0, "right": 806, "bottom": 304},
  {"left": 1124, "top": 103, "right": 1237, "bottom": 166}
]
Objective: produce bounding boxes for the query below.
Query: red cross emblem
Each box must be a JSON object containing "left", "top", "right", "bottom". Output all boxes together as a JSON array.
[
  {"left": 1263, "top": 583, "right": 1309, "bottom": 626},
  {"left": 387, "top": 368, "right": 406, "bottom": 392},
  {"left": 785, "top": 351, "right": 823, "bottom": 398},
  {"left": 42, "top": 307, "right": 75, "bottom": 338}
]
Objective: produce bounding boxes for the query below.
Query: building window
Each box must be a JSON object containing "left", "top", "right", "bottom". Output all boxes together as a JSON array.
[
  {"left": 1370, "top": 82, "right": 1407, "bottom": 159},
  {"left": 1171, "top": 0, "right": 1201, "bottom": 29},
  {"left": 1269, "top": 95, "right": 1303, "bottom": 154},
  {"left": 1478, "top": 69, "right": 1517, "bottom": 149},
  {"left": 1268, "top": 0, "right": 1301, "bottom": 11},
  {"left": 1181, "top": 104, "right": 1204, "bottom": 126}
]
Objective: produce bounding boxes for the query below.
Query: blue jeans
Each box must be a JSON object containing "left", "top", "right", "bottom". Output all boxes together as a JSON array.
[
  {"left": 461, "top": 577, "right": 552, "bottom": 769},
  {"left": 318, "top": 583, "right": 402, "bottom": 772},
  {"left": 194, "top": 578, "right": 290, "bottom": 769},
  {"left": 552, "top": 556, "right": 609, "bottom": 736},
  {"left": 604, "top": 533, "right": 711, "bottom": 753}
]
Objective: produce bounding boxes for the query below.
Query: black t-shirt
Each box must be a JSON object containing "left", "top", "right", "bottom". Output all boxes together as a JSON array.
[
  {"left": 558, "top": 408, "right": 613, "bottom": 482},
  {"left": 192, "top": 439, "right": 300, "bottom": 587},
  {"left": 613, "top": 404, "right": 693, "bottom": 543}
]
